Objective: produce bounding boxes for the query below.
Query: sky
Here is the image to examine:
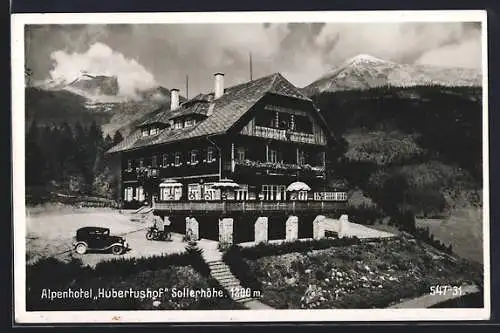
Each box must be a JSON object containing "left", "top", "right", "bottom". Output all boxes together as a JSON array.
[{"left": 24, "top": 22, "right": 482, "bottom": 99}]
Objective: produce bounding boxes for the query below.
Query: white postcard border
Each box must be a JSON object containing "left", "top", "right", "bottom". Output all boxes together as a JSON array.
[{"left": 12, "top": 10, "right": 490, "bottom": 323}]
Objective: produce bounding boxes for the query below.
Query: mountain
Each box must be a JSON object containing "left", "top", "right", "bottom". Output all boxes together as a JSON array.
[
  {"left": 302, "top": 54, "right": 482, "bottom": 96},
  {"left": 68, "top": 73, "right": 119, "bottom": 96},
  {"left": 27, "top": 74, "right": 183, "bottom": 137}
]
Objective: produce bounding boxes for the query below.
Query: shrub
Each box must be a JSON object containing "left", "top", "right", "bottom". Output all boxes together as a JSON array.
[
  {"left": 346, "top": 204, "right": 384, "bottom": 225},
  {"left": 238, "top": 237, "right": 361, "bottom": 260},
  {"left": 413, "top": 227, "right": 454, "bottom": 255},
  {"left": 223, "top": 246, "right": 263, "bottom": 292}
]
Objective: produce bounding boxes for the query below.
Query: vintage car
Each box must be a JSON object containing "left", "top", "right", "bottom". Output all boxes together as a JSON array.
[{"left": 73, "top": 227, "right": 129, "bottom": 255}]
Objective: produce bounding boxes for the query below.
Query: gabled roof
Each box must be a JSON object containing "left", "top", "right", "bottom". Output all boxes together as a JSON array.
[{"left": 107, "top": 73, "right": 313, "bottom": 154}]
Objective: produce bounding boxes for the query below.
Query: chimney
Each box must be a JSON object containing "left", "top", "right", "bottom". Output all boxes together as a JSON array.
[
  {"left": 214, "top": 73, "right": 224, "bottom": 99},
  {"left": 170, "top": 88, "right": 179, "bottom": 110}
]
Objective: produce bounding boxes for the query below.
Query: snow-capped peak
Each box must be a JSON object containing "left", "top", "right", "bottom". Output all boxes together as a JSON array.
[{"left": 346, "top": 54, "right": 389, "bottom": 65}]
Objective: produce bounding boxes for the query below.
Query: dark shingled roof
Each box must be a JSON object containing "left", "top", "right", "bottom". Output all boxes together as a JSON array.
[{"left": 107, "top": 73, "right": 312, "bottom": 153}]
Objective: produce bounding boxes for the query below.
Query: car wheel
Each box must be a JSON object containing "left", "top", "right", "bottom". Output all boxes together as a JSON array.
[
  {"left": 75, "top": 243, "right": 87, "bottom": 255},
  {"left": 111, "top": 245, "right": 124, "bottom": 255}
]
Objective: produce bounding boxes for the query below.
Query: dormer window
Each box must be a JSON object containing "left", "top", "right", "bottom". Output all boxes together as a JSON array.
[
  {"left": 174, "top": 120, "right": 183, "bottom": 129},
  {"left": 184, "top": 117, "right": 197, "bottom": 127},
  {"left": 141, "top": 125, "right": 161, "bottom": 137}
]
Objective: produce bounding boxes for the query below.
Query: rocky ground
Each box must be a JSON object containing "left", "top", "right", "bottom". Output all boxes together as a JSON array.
[{"left": 246, "top": 237, "right": 483, "bottom": 309}]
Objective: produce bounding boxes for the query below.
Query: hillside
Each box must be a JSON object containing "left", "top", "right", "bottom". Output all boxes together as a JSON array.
[
  {"left": 25, "top": 87, "right": 113, "bottom": 130},
  {"left": 313, "top": 84, "right": 482, "bottom": 213},
  {"left": 25, "top": 84, "right": 181, "bottom": 137},
  {"left": 302, "top": 54, "right": 481, "bottom": 96},
  {"left": 309, "top": 84, "right": 483, "bottom": 262}
]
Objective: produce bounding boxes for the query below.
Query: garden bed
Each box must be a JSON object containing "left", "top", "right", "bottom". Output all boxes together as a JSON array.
[{"left": 241, "top": 237, "right": 482, "bottom": 309}]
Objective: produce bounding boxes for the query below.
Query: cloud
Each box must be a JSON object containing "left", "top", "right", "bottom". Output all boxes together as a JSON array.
[
  {"left": 48, "top": 42, "right": 157, "bottom": 98},
  {"left": 25, "top": 22, "right": 482, "bottom": 96},
  {"left": 415, "top": 36, "right": 482, "bottom": 69},
  {"left": 315, "top": 22, "right": 482, "bottom": 69}
]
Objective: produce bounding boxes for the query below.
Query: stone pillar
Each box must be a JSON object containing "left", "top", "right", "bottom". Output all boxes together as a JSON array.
[
  {"left": 339, "top": 214, "right": 349, "bottom": 238},
  {"left": 254, "top": 217, "right": 268, "bottom": 243},
  {"left": 286, "top": 215, "right": 299, "bottom": 241},
  {"left": 313, "top": 215, "right": 326, "bottom": 240},
  {"left": 219, "top": 218, "right": 234, "bottom": 245},
  {"left": 186, "top": 217, "right": 199, "bottom": 241}
]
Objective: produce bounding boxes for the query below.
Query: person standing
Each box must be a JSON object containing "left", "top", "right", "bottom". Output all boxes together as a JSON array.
[{"left": 152, "top": 211, "right": 164, "bottom": 237}]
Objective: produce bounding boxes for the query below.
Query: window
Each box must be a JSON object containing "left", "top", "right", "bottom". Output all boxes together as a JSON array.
[
  {"left": 160, "top": 187, "right": 175, "bottom": 201},
  {"left": 174, "top": 152, "right": 181, "bottom": 166},
  {"left": 174, "top": 120, "right": 183, "bottom": 129},
  {"left": 151, "top": 155, "right": 157, "bottom": 167},
  {"left": 141, "top": 128, "right": 149, "bottom": 137},
  {"left": 127, "top": 159, "right": 133, "bottom": 170},
  {"left": 336, "top": 192, "right": 347, "bottom": 201},
  {"left": 124, "top": 187, "right": 133, "bottom": 202},
  {"left": 137, "top": 187, "right": 145, "bottom": 202},
  {"left": 297, "top": 149, "right": 306, "bottom": 165},
  {"left": 236, "top": 147, "right": 246, "bottom": 161},
  {"left": 190, "top": 150, "right": 199, "bottom": 164},
  {"left": 138, "top": 158, "right": 144, "bottom": 168},
  {"left": 188, "top": 184, "right": 202, "bottom": 200},
  {"left": 235, "top": 185, "right": 249, "bottom": 201},
  {"left": 203, "top": 184, "right": 221, "bottom": 200},
  {"left": 160, "top": 185, "right": 183, "bottom": 201},
  {"left": 207, "top": 147, "right": 215, "bottom": 162},
  {"left": 150, "top": 127, "right": 158, "bottom": 135},
  {"left": 185, "top": 118, "right": 195, "bottom": 127},
  {"left": 267, "top": 148, "right": 278, "bottom": 163},
  {"left": 261, "top": 185, "right": 286, "bottom": 201},
  {"left": 298, "top": 191, "right": 308, "bottom": 201},
  {"left": 162, "top": 154, "right": 168, "bottom": 167}
]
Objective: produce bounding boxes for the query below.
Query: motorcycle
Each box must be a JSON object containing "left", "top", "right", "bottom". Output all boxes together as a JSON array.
[{"left": 146, "top": 226, "right": 172, "bottom": 241}]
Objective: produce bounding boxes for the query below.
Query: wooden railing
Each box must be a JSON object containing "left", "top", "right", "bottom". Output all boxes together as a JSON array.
[
  {"left": 254, "top": 126, "right": 315, "bottom": 144},
  {"left": 233, "top": 160, "right": 326, "bottom": 178},
  {"left": 152, "top": 199, "right": 346, "bottom": 213}
]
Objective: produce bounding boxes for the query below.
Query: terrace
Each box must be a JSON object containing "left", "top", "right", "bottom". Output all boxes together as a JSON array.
[{"left": 152, "top": 198, "right": 347, "bottom": 214}]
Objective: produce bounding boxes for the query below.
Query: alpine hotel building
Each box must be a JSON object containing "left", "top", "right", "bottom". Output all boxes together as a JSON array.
[{"left": 107, "top": 72, "right": 347, "bottom": 219}]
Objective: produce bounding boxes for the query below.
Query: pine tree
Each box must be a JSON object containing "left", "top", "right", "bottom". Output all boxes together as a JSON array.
[
  {"left": 25, "top": 119, "right": 43, "bottom": 186},
  {"left": 104, "top": 134, "right": 113, "bottom": 150},
  {"left": 113, "top": 130, "right": 124, "bottom": 145}
]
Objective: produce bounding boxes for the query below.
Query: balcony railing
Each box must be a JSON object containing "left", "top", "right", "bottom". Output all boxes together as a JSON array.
[
  {"left": 152, "top": 199, "right": 346, "bottom": 213},
  {"left": 254, "top": 126, "right": 315, "bottom": 144},
  {"left": 234, "top": 160, "right": 325, "bottom": 178}
]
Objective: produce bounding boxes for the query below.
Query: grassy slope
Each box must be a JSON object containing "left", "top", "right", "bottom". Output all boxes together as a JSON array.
[
  {"left": 312, "top": 85, "right": 483, "bottom": 262},
  {"left": 416, "top": 208, "right": 483, "bottom": 264}
]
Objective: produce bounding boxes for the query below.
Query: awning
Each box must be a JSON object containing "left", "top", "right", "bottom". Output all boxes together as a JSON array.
[
  {"left": 159, "top": 179, "right": 183, "bottom": 187},
  {"left": 286, "top": 181, "right": 311, "bottom": 192},
  {"left": 211, "top": 178, "right": 240, "bottom": 189}
]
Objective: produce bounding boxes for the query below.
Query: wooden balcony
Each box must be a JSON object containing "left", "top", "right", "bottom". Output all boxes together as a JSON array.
[
  {"left": 152, "top": 199, "right": 346, "bottom": 214},
  {"left": 232, "top": 160, "right": 326, "bottom": 178},
  {"left": 254, "top": 126, "right": 315, "bottom": 144}
]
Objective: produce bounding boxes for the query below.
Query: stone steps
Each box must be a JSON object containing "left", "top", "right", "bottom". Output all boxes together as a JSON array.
[{"left": 201, "top": 248, "right": 272, "bottom": 308}]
